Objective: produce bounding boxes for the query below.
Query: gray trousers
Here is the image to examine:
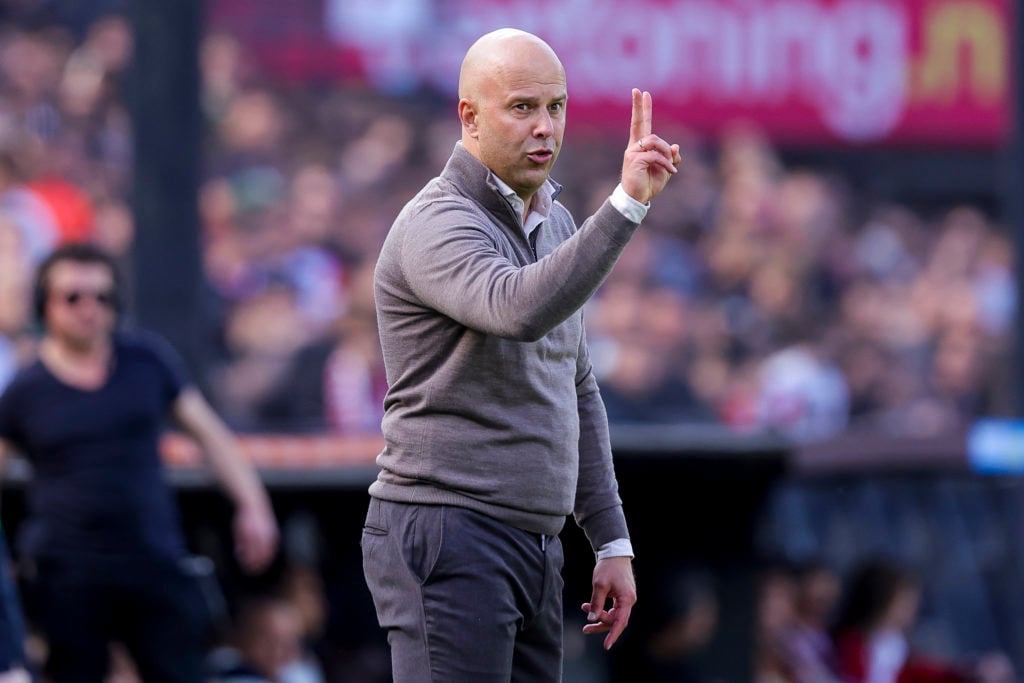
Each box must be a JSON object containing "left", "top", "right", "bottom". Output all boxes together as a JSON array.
[{"left": 361, "top": 498, "right": 564, "bottom": 682}]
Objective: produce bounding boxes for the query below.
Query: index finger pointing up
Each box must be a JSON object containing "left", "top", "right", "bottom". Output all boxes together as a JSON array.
[{"left": 629, "top": 88, "right": 652, "bottom": 144}]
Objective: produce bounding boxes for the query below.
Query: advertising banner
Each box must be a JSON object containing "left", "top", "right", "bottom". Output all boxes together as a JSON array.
[{"left": 207, "top": 0, "right": 1013, "bottom": 147}]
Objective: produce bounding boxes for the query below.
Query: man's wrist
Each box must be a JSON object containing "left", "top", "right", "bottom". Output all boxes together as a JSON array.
[
  {"left": 596, "top": 538, "right": 634, "bottom": 561},
  {"left": 610, "top": 183, "right": 649, "bottom": 223}
]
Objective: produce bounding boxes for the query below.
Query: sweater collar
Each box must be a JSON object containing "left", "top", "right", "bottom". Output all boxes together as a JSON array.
[{"left": 441, "top": 142, "right": 563, "bottom": 221}]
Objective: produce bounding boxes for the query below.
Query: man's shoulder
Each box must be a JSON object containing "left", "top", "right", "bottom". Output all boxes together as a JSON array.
[
  {"left": 0, "top": 359, "right": 45, "bottom": 398},
  {"left": 549, "top": 198, "right": 576, "bottom": 227},
  {"left": 387, "top": 179, "right": 495, "bottom": 245},
  {"left": 114, "top": 328, "right": 171, "bottom": 354},
  {"left": 113, "top": 329, "right": 185, "bottom": 370},
  {"left": 403, "top": 176, "right": 481, "bottom": 217}
]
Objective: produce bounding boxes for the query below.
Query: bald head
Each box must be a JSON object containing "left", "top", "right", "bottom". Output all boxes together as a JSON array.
[
  {"left": 456, "top": 29, "right": 567, "bottom": 204},
  {"left": 458, "top": 29, "right": 562, "bottom": 101}
]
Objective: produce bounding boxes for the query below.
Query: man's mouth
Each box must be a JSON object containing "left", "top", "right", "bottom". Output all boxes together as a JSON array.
[{"left": 526, "top": 149, "right": 553, "bottom": 164}]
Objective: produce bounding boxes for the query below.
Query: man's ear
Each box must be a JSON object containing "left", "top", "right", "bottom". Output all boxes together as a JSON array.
[{"left": 458, "top": 99, "right": 478, "bottom": 136}]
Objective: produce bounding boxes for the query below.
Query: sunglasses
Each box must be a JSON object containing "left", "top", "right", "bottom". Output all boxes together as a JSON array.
[{"left": 55, "top": 290, "right": 116, "bottom": 308}]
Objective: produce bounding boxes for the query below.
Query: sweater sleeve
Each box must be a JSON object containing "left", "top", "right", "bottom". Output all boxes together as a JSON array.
[
  {"left": 399, "top": 198, "right": 639, "bottom": 342},
  {"left": 572, "top": 322, "right": 630, "bottom": 551}
]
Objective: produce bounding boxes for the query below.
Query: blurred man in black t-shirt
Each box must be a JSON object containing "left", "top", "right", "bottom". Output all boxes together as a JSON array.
[{"left": 0, "top": 243, "right": 279, "bottom": 683}]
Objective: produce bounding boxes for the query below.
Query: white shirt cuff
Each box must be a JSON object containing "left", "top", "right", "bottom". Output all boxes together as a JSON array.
[
  {"left": 610, "top": 184, "right": 649, "bottom": 224},
  {"left": 596, "top": 538, "right": 634, "bottom": 561}
]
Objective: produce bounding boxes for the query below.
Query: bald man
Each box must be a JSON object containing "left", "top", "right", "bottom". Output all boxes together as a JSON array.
[{"left": 362, "top": 28, "right": 682, "bottom": 682}]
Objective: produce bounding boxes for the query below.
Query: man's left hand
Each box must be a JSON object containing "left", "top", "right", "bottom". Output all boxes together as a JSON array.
[
  {"left": 621, "top": 88, "right": 682, "bottom": 205},
  {"left": 233, "top": 500, "right": 279, "bottom": 573},
  {"left": 581, "top": 555, "right": 637, "bottom": 650}
]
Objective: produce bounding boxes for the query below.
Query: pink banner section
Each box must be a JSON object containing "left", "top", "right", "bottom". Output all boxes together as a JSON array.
[{"left": 208, "top": 0, "right": 1012, "bottom": 147}]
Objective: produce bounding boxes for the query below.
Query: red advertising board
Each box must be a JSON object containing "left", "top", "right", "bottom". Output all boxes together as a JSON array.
[{"left": 206, "top": 0, "right": 1013, "bottom": 148}]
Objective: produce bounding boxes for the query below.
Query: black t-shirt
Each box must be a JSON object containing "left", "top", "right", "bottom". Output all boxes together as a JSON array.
[{"left": 0, "top": 331, "right": 189, "bottom": 566}]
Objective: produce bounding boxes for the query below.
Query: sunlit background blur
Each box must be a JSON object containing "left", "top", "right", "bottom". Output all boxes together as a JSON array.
[{"left": 0, "top": 0, "right": 1021, "bottom": 681}]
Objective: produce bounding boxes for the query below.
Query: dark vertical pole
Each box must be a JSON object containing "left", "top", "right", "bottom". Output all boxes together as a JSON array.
[
  {"left": 128, "top": 0, "right": 205, "bottom": 378},
  {"left": 1012, "top": 1, "right": 1024, "bottom": 416}
]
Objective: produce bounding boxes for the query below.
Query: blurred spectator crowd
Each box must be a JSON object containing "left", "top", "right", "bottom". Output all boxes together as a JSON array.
[
  {"left": 606, "top": 552, "right": 1018, "bottom": 683},
  {"left": 0, "top": 9, "right": 134, "bottom": 387},
  {"left": 0, "top": 10, "right": 1016, "bottom": 446},
  {"left": 748, "top": 556, "right": 1016, "bottom": 683},
  {"left": 191, "top": 24, "right": 1022, "bottom": 444}
]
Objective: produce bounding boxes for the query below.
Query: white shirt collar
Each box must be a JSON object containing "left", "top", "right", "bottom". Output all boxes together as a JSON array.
[{"left": 491, "top": 174, "right": 553, "bottom": 239}]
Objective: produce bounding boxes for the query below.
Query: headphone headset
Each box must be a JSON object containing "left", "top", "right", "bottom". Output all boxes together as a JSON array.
[{"left": 32, "top": 244, "right": 124, "bottom": 326}]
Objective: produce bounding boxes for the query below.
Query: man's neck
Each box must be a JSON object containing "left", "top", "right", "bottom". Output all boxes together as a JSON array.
[
  {"left": 519, "top": 194, "right": 534, "bottom": 224},
  {"left": 40, "top": 335, "right": 113, "bottom": 389},
  {"left": 46, "top": 332, "right": 110, "bottom": 358},
  {"left": 490, "top": 174, "right": 550, "bottom": 233}
]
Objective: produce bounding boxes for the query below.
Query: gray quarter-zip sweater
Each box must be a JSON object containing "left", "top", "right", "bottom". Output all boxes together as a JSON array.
[{"left": 369, "top": 143, "right": 639, "bottom": 551}]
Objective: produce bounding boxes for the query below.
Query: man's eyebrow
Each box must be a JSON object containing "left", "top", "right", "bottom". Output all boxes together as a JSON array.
[
  {"left": 507, "top": 93, "right": 567, "bottom": 105},
  {"left": 507, "top": 93, "right": 539, "bottom": 103}
]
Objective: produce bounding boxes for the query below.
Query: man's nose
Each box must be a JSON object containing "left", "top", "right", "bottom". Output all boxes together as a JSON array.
[{"left": 534, "top": 111, "right": 553, "bottom": 137}]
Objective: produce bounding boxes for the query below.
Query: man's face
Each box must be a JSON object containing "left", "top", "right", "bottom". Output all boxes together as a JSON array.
[
  {"left": 464, "top": 46, "right": 566, "bottom": 201},
  {"left": 44, "top": 260, "right": 117, "bottom": 347}
]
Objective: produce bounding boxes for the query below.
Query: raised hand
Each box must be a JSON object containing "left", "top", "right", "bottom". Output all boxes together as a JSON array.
[{"left": 621, "top": 88, "right": 682, "bottom": 205}]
